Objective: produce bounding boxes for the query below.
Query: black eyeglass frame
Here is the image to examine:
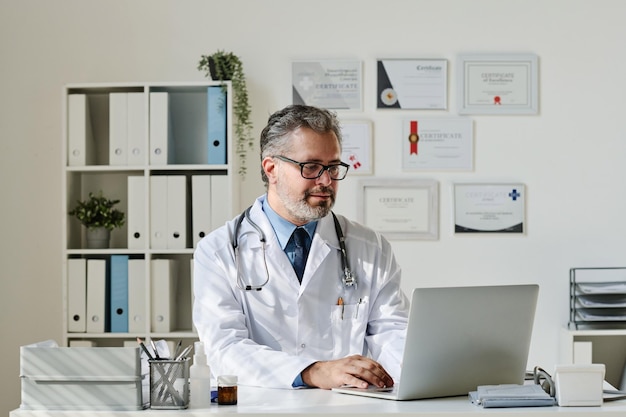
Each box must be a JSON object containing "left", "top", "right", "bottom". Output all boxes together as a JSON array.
[{"left": 274, "top": 155, "right": 350, "bottom": 180}]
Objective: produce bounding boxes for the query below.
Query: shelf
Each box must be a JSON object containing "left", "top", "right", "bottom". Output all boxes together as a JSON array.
[{"left": 62, "top": 82, "right": 237, "bottom": 347}]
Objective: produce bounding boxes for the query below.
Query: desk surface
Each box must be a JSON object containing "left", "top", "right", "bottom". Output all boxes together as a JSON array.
[{"left": 11, "top": 386, "right": 626, "bottom": 417}]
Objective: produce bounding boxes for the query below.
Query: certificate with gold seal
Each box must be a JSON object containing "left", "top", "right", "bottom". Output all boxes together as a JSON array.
[{"left": 377, "top": 59, "right": 447, "bottom": 109}]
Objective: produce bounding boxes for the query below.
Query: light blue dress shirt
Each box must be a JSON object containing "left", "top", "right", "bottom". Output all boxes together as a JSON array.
[{"left": 261, "top": 195, "right": 316, "bottom": 388}]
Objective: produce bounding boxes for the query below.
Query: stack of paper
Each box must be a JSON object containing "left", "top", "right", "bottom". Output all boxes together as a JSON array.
[{"left": 469, "top": 384, "right": 556, "bottom": 408}]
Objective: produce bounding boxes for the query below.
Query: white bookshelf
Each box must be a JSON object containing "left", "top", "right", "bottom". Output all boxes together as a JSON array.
[{"left": 61, "top": 81, "right": 238, "bottom": 348}]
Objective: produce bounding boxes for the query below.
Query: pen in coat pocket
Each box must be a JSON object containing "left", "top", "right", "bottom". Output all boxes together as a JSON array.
[{"left": 337, "top": 297, "right": 344, "bottom": 319}]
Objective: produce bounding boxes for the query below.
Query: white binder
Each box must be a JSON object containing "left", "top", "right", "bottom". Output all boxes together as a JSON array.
[
  {"left": 191, "top": 175, "right": 211, "bottom": 248},
  {"left": 210, "top": 174, "right": 231, "bottom": 230},
  {"left": 151, "top": 259, "right": 177, "bottom": 333},
  {"left": 149, "top": 92, "right": 173, "bottom": 165},
  {"left": 67, "top": 94, "right": 94, "bottom": 166},
  {"left": 86, "top": 259, "right": 107, "bottom": 333},
  {"left": 190, "top": 258, "right": 196, "bottom": 332},
  {"left": 127, "top": 176, "right": 146, "bottom": 250},
  {"left": 126, "top": 92, "right": 145, "bottom": 166},
  {"left": 149, "top": 176, "right": 168, "bottom": 249},
  {"left": 127, "top": 258, "right": 146, "bottom": 334},
  {"left": 109, "top": 92, "right": 128, "bottom": 165},
  {"left": 166, "top": 175, "right": 187, "bottom": 249},
  {"left": 67, "top": 258, "right": 86, "bottom": 333}
]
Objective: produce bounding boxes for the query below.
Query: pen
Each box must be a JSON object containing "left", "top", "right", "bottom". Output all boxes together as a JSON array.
[
  {"left": 172, "top": 339, "right": 182, "bottom": 360},
  {"left": 337, "top": 297, "right": 344, "bottom": 320},
  {"left": 356, "top": 298, "right": 362, "bottom": 318},
  {"left": 175, "top": 344, "right": 193, "bottom": 361},
  {"left": 150, "top": 338, "right": 161, "bottom": 359},
  {"left": 137, "top": 337, "right": 154, "bottom": 360}
]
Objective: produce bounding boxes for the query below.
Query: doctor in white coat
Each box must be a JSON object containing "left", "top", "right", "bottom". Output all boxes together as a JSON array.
[{"left": 193, "top": 105, "right": 409, "bottom": 390}]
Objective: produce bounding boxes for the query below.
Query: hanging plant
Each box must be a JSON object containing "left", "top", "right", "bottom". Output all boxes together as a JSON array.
[{"left": 198, "top": 50, "right": 253, "bottom": 178}]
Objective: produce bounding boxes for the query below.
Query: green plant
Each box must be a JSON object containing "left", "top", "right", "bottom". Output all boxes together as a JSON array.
[
  {"left": 198, "top": 50, "right": 253, "bottom": 177},
  {"left": 68, "top": 191, "right": 125, "bottom": 231}
]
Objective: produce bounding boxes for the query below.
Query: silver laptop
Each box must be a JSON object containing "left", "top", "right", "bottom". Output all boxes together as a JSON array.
[{"left": 332, "top": 284, "right": 539, "bottom": 400}]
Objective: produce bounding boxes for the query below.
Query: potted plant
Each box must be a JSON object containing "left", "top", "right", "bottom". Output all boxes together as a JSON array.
[
  {"left": 68, "top": 191, "right": 125, "bottom": 249},
  {"left": 198, "top": 50, "right": 253, "bottom": 178}
]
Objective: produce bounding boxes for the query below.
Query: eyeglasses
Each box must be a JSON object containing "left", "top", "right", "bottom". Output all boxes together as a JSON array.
[{"left": 274, "top": 155, "right": 350, "bottom": 180}]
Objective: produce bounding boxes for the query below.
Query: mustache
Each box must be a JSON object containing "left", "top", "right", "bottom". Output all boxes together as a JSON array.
[{"left": 305, "top": 186, "right": 335, "bottom": 199}]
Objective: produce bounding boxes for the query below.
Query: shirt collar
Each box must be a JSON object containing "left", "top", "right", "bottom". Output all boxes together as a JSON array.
[{"left": 261, "top": 194, "right": 317, "bottom": 249}]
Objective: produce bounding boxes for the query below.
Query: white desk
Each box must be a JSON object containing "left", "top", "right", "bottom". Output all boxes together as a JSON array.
[{"left": 10, "top": 386, "right": 626, "bottom": 416}]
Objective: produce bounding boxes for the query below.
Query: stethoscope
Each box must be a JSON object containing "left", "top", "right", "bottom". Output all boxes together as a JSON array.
[{"left": 232, "top": 206, "right": 356, "bottom": 291}]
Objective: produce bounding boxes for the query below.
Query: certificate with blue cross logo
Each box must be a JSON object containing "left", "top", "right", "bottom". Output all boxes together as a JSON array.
[{"left": 454, "top": 184, "right": 525, "bottom": 233}]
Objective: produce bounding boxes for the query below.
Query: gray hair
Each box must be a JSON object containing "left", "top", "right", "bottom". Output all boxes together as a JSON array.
[{"left": 259, "top": 105, "right": 342, "bottom": 185}]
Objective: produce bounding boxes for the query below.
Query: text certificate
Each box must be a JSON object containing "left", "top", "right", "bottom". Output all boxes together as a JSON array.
[
  {"left": 377, "top": 59, "right": 447, "bottom": 109},
  {"left": 402, "top": 118, "right": 473, "bottom": 171},
  {"left": 292, "top": 60, "right": 362, "bottom": 110},
  {"left": 340, "top": 121, "right": 373, "bottom": 175},
  {"left": 454, "top": 184, "right": 525, "bottom": 233},
  {"left": 458, "top": 54, "right": 538, "bottom": 114}
]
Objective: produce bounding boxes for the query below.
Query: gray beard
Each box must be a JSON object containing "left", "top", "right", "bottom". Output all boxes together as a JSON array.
[{"left": 280, "top": 186, "right": 336, "bottom": 224}]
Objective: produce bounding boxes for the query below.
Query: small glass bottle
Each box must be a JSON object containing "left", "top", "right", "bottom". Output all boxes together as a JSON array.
[{"left": 217, "top": 375, "right": 238, "bottom": 405}]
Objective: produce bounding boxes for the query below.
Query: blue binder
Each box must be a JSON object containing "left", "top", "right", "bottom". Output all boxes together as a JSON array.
[
  {"left": 207, "top": 86, "right": 227, "bottom": 164},
  {"left": 109, "top": 255, "right": 129, "bottom": 333}
]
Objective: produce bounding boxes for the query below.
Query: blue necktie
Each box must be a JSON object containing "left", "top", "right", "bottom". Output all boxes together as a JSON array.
[{"left": 292, "top": 227, "right": 310, "bottom": 283}]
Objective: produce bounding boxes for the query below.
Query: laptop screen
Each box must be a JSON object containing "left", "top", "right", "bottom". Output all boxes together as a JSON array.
[{"left": 396, "top": 284, "right": 539, "bottom": 400}]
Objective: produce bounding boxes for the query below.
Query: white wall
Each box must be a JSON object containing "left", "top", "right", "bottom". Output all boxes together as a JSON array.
[{"left": 2, "top": 0, "right": 626, "bottom": 413}]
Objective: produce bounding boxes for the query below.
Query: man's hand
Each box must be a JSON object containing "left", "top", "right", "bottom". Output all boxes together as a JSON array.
[{"left": 301, "top": 355, "right": 394, "bottom": 390}]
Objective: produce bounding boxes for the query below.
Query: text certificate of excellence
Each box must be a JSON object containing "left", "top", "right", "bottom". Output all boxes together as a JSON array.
[
  {"left": 454, "top": 184, "right": 525, "bottom": 233},
  {"left": 292, "top": 60, "right": 362, "bottom": 110},
  {"left": 458, "top": 54, "right": 538, "bottom": 114},
  {"left": 377, "top": 59, "right": 447, "bottom": 109},
  {"left": 402, "top": 118, "right": 473, "bottom": 171}
]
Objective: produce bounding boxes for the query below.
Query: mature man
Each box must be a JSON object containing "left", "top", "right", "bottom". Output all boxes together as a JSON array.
[{"left": 193, "top": 104, "right": 408, "bottom": 389}]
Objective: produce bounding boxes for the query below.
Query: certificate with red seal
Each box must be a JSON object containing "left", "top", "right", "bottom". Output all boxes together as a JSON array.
[
  {"left": 340, "top": 121, "right": 373, "bottom": 175},
  {"left": 402, "top": 118, "right": 473, "bottom": 171},
  {"left": 457, "top": 54, "right": 538, "bottom": 115}
]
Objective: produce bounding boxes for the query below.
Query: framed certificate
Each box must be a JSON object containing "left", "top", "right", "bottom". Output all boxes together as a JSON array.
[
  {"left": 377, "top": 59, "right": 447, "bottom": 109},
  {"left": 340, "top": 120, "right": 373, "bottom": 175},
  {"left": 454, "top": 183, "right": 525, "bottom": 234},
  {"left": 292, "top": 60, "right": 362, "bottom": 110},
  {"left": 358, "top": 178, "right": 439, "bottom": 240},
  {"left": 457, "top": 54, "right": 538, "bottom": 115},
  {"left": 402, "top": 117, "right": 473, "bottom": 171}
]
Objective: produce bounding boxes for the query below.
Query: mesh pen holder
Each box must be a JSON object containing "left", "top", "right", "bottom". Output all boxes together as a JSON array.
[{"left": 149, "top": 358, "right": 190, "bottom": 409}]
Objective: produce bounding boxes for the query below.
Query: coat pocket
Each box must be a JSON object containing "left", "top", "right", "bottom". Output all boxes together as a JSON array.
[{"left": 330, "top": 299, "right": 368, "bottom": 358}]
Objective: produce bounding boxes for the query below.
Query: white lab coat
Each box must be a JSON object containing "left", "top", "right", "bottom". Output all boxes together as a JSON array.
[{"left": 193, "top": 196, "right": 409, "bottom": 389}]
